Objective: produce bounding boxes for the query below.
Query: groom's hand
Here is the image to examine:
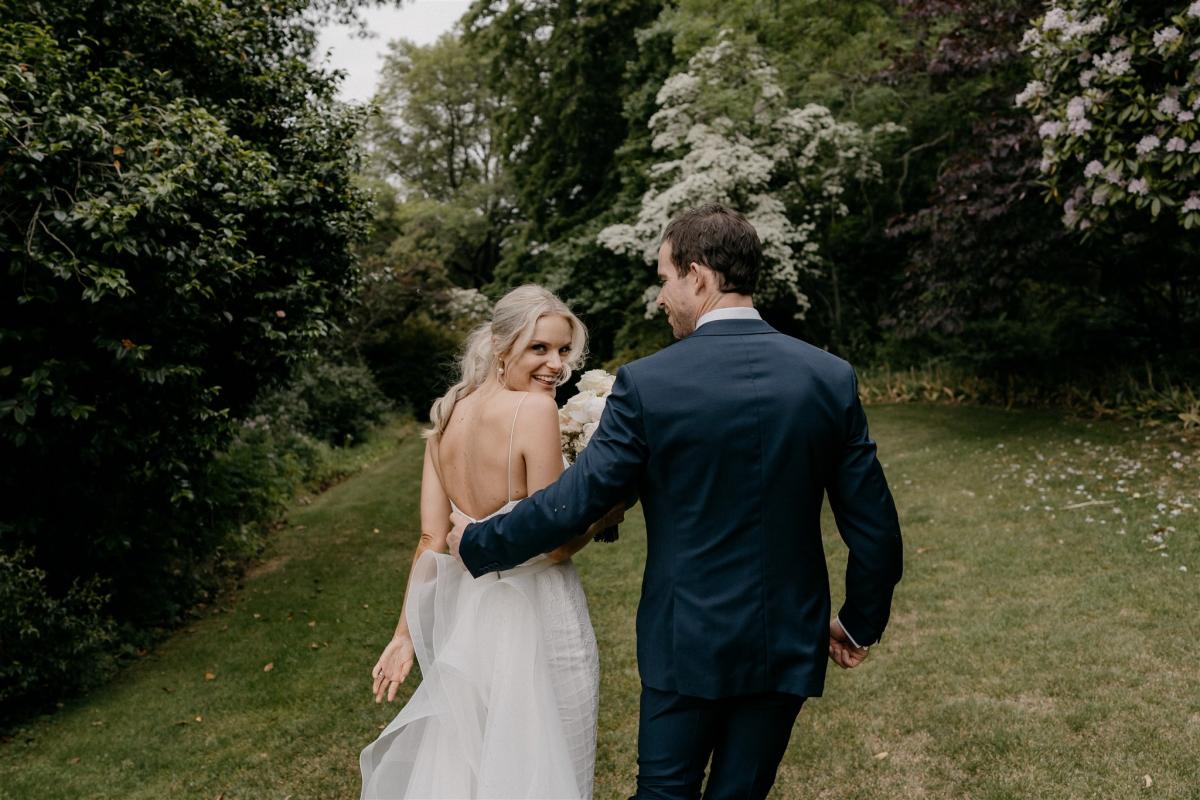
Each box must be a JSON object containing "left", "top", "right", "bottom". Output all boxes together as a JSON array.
[
  {"left": 446, "top": 510, "right": 470, "bottom": 565},
  {"left": 829, "top": 618, "right": 870, "bottom": 669}
]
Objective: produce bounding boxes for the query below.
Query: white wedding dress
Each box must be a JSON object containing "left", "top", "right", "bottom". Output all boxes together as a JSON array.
[{"left": 360, "top": 395, "right": 599, "bottom": 799}]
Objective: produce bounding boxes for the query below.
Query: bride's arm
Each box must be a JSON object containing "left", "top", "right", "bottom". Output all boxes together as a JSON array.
[
  {"left": 371, "top": 439, "right": 451, "bottom": 702},
  {"left": 547, "top": 503, "right": 626, "bottom": 561},
  {"left": 517, "top": 393, "right": 606, "bottom": 563},
  {"left": 546, "top": 526, "right": 600, "bottom": 563}
]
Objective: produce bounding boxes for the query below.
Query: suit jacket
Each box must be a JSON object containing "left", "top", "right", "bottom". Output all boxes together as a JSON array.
[{"left": 459, "top": 318, "right": 903, "bottom": 699}]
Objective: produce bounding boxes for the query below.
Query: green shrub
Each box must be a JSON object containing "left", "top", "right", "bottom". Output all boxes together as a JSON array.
[
  {"left": 0, "top": 0, "right": 369, "bottom": 719},
  {"left": 198, "top": 424, "right": 319, "bottom": 558},
  {"left": 858, "top": 363, "right": 1200, "bottom": 429},
  {"left": 363, "top": 313, "right": 463, "bottom": 420},
  {"left": 280, "top": 362, "right": 391, "bottom": 446},
  {"left": 0, "top": 547, "right": 115, "bottom": 720}
]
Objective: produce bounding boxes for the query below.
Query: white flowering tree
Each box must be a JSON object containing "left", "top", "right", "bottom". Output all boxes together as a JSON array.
[
  {"left": 1017, "top": 1, "right": 1200, "bottom": 230},
  {"left": 597, "top": 33, "right": 903, "bottom": 318}
]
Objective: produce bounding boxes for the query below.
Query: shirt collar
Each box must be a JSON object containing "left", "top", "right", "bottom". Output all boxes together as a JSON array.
[{"left": 695, "top": 306, "right": 762, "bottom": 330}]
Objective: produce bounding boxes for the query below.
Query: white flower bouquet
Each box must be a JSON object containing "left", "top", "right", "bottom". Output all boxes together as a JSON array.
[
  {"left": 559, "top": 368, "right": 616, "bottom": 463},
  {"left": 559, "top": 368, "right": 622, "bottom": 542}
]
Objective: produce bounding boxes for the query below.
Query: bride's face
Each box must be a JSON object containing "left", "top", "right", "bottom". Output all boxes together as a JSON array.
[{"left": 502, "top": 314, "right": 574, "bottom": 395}]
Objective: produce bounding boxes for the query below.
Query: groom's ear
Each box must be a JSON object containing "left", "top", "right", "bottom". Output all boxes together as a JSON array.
[{"left": 689, "top": 261, "right": 715, "bottom": 294}]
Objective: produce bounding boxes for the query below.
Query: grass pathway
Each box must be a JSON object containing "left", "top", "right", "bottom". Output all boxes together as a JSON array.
[{"left": 2, "top": 406, "right": 1197, "bottom": 799}]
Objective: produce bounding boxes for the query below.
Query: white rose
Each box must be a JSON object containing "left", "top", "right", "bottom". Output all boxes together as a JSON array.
[
  {"left": 581, "top": 421, "right": 599, "bottom": 448},
  {"left": 576, "top": 368, "right": 616, "bottom": 396},
  {"left": 564, "top": 391, "right": 599, "bottom": 426},
  {"left": 582, "top": 393, "right": 607, "bottom": 422},
  {"left": 559, "top": 406, "right": 584, "bottom": 434}
]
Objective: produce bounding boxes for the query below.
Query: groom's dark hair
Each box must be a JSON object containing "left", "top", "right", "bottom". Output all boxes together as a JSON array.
[{"left": 661, "top": 204, "right": 761, "bottom": 295}]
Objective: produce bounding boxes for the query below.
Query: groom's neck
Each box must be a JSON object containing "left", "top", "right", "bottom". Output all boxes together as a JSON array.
[{"left": 696, "top": 292, "right": 754, "bottom": 318}]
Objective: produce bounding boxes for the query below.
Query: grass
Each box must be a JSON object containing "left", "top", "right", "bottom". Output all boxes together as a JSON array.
[{"left": 1, "top": 405, "right": 1197, "bottom": 799}]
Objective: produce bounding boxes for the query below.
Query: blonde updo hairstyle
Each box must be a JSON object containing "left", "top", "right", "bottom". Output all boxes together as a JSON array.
[{"left": 426, "top": 285, "right": 588, "bottom": 439}]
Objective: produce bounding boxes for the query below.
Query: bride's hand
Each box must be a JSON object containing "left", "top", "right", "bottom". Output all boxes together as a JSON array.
[{"left": 371, "top": 634, "right": 415, "bottom": 703}]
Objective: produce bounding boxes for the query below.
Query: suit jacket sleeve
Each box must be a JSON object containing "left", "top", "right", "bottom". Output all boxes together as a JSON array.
[
  {"left": 826, "top": 367, "right": 904, "bottom": 645},
  {"left": 459, "top": 365, "right": 649, "bottom": 577}
]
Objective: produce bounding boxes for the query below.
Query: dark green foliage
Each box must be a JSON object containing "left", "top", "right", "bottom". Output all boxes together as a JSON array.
[
  {"left": 463, "top": 0, "right": 665, "bottom": 242},
  {"left": 0, "top": 0, "right": 373, "bottom": 715},
  {"left": 882, "top": 0, "right": 1199, "bottom": 379},
  {"left": 362, "top": 314, "right": 463, "bottom": 421},
  {"left": 362, "top": 0, "right": 1197, "bottom": 393},
  {"left": 0, "top": 549, "right": 115, "bottom": 722},
  {"left": 610, "top": 311, "right": 675, "bottom": 367},
  {"left": 193, "top": 408, "right": 334, "bottom": 583},
  {"left": 268, "top": 361, "right": 392, "bottom": 446}
]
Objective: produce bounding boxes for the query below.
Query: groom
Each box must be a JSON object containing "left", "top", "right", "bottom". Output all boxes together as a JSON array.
[{"left": 448, "top": 203, "right": 903, "bottom": 799}]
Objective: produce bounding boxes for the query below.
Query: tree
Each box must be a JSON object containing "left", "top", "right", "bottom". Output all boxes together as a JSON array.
[
  {"left": 0, "top": 0, "right": 374, "bottom": 715},
  {"left": 470, "top": 0, "right": 913, "bottom": 360},
  {"left": 598, "top": 32, "right": 903, "bottom": 322},
  {"left": 882, "top": 1, "right": 1063, "bottom": 335},
  {"left": 370, "top": 34, "right": 500, "bottom": 202},
  {"left": 462, "top": 0, "right": 664, "bottom": 243},
  {"left": 366, "top": 32, "right": 512, "bottom": 287},
  {"left": 883, "top": 0, "right": 1199, "bottom": 376}
]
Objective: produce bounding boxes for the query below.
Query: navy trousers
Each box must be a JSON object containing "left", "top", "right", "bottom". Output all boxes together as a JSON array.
[{"left": 632, "top": 685, "right": 806, "bottom": 800}]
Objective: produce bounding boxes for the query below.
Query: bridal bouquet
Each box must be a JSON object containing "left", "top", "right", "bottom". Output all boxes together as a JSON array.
[
  {"left": 559, "top": 368, "right": 621, "bottom": 542},
  {"left": 559, "top": 368, "right": 616, "bottom": 463}
]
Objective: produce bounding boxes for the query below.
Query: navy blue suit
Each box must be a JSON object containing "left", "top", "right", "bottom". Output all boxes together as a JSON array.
[{"left": 459, "top": 317, "right": 903, "bottom": 797}]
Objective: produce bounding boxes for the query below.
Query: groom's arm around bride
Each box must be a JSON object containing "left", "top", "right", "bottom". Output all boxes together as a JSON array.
[{"left": 448, "top": 202, "right": 902, "bottom": 799}]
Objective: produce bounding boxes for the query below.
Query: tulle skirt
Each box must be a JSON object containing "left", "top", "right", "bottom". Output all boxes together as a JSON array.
[{"left": 360, "top": 551, "right": 599, "bottom": 799}]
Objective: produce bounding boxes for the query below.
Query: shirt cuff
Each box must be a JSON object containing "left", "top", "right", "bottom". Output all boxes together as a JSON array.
[{"left": 836, "top": 615, "right": 866, "bottom": 649}]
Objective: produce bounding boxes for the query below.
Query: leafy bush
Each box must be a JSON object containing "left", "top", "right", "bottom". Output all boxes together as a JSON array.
[
  {"left": 1017, "top": 1, "right": 1200, "bottom": 231},
  {"left": 859, "top": 362, "right": 1200, "bottom": 428},
  {"left": 362, "top": 313, "right": 464, "bottom": 420},
  {"left": 277, "top": 362, "right": 392, "bottom": 446},
  {"left": 0, "top": 548, "right": 115, "bottom": 720},
  {"left": 0, "top": 0, "right": 370, "bottom": 717},
  {"left": 882, "top": 0, "right": 1199, "bottom": 377},
  {"left": 200, "top": 425, "right": 320, "bottom": 555}
]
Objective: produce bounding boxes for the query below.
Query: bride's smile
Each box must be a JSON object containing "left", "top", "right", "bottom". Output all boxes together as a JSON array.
[{"left": 500, "top": 313, "right": 575, "bottom": 394}]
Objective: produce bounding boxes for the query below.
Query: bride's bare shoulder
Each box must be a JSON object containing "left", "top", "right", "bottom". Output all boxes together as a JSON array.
[
  {"left": 451, "top": 388, "right": 555, "bottom": 433},
  {"left": 513, "top": 391, "right": 559, "bottom": 452},
  {"left": 519, "top": 391, "right": 558, "bottom": 417},
  {"left": 485, "top": 389, "right": 556, "bottom": 418}
]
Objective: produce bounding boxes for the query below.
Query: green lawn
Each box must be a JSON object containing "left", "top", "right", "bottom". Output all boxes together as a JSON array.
[{"left": 2, "top": 405, "right": 1197, "bottom": 799}]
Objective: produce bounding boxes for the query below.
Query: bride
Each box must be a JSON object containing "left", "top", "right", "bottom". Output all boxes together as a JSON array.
[{"left": 360, "top": 285, "right": 620, "bottom": 799}]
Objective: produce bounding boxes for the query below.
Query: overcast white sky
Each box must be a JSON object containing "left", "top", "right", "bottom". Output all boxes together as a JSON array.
[{"left": 316, "top": 1, "right": 473, "bottom": 104}]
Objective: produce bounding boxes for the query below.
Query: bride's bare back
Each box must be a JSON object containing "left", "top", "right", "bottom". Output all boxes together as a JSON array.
[{"left": 436, "top": 388, "right": 546, "bottom": 519}]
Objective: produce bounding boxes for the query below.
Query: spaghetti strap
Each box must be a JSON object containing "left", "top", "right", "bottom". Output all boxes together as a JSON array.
[
  {"left": 428, "top": 439, "right": 449, "bottom": 502},
  {"left": 506, "top": 393, "right": 529, "bottom": 503}
]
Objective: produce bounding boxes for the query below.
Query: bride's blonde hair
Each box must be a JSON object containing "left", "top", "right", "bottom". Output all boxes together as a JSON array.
[{"left": 425, "top": 285, "right": 588, "bottom": 439}]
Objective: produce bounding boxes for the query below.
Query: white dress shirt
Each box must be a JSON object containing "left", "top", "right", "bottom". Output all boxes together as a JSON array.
[{"left": 694, "top": 306, "right": 762, "bottom": 329}]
